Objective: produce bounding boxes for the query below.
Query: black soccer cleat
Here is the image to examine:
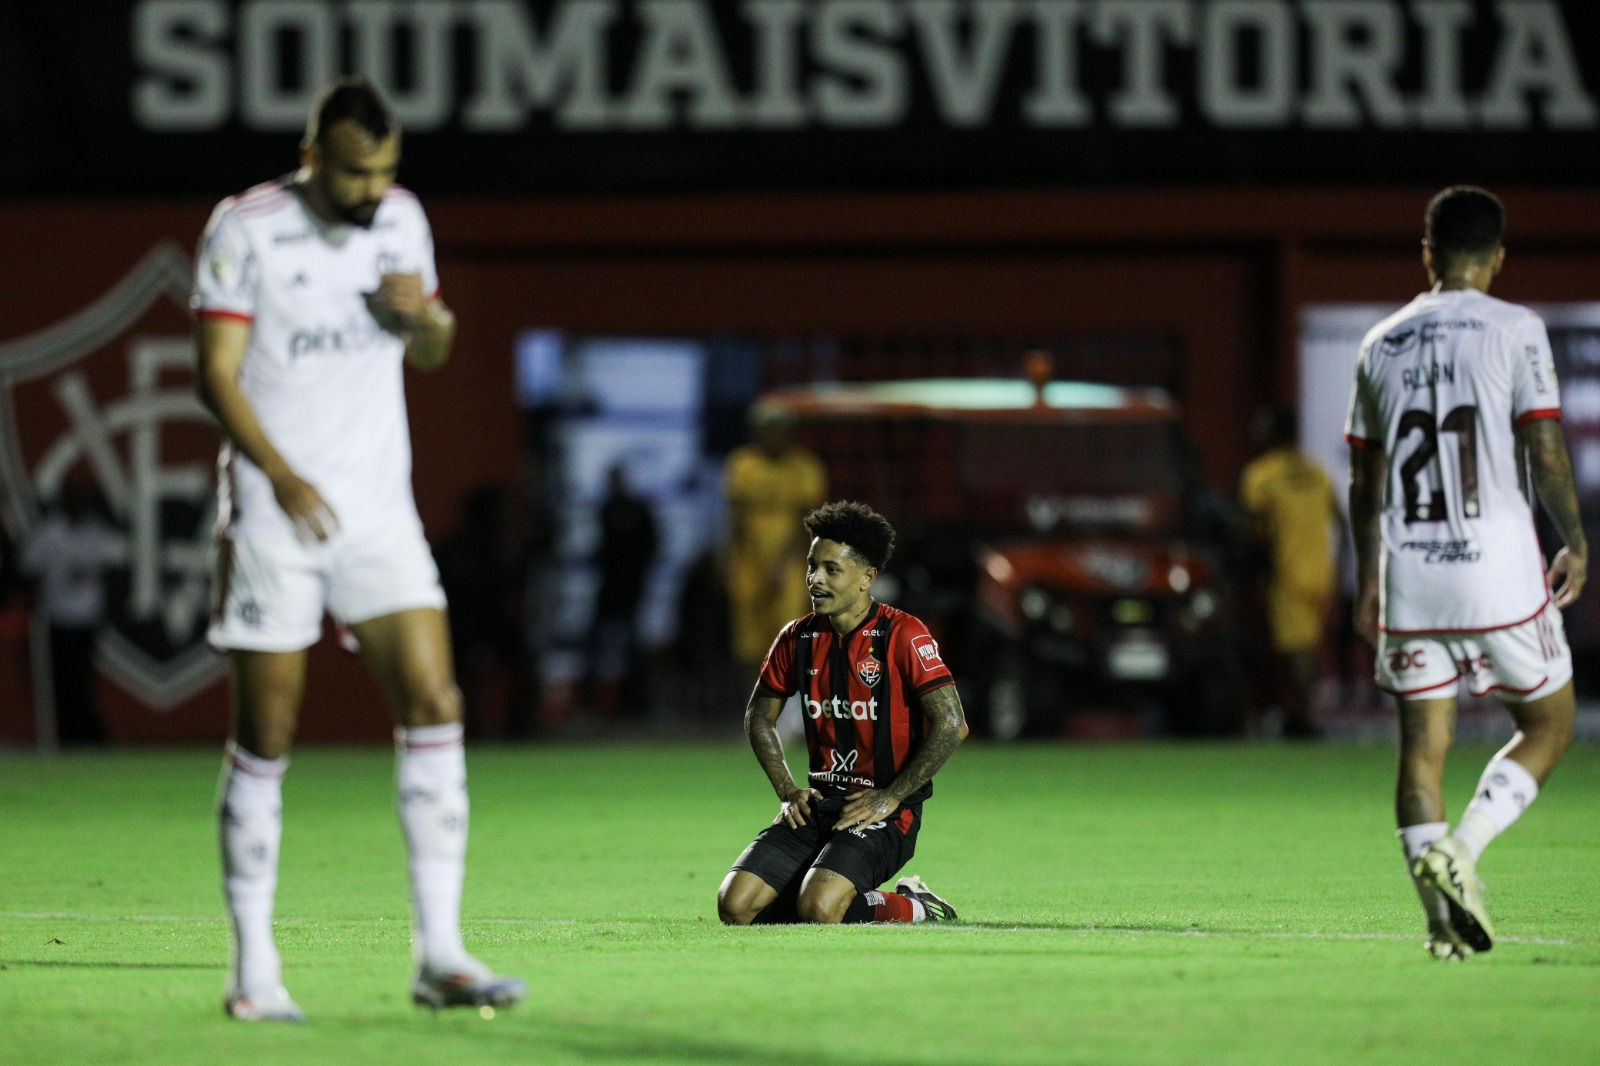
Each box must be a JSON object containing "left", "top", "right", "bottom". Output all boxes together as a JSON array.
[{"left": 895, "top": 875, "right": 959, "bottom": 922}]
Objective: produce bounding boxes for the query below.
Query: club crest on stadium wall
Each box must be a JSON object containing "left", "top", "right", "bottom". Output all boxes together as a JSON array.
[
  {"left": 0, "top": 243, "right": 224, "bottom": 709},
  {"left": 856, "top": 654, "right": 882, "bottom": 688}
]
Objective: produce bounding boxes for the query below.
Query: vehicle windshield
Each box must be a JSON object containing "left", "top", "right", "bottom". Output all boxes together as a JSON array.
[
  {"left": 794, "top": 414, "right": 1187, "bottom": 536},
  {"left": 957, "top": 421, "right": 1182, "bottom": 496}
]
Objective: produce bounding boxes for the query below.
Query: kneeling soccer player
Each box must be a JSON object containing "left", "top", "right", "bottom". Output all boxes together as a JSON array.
[{"left": 717, "top": 501, "right": 967, "bottom": 926}]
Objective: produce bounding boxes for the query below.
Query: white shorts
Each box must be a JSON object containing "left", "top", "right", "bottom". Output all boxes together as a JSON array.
[
  {"left": 208, "top": 519, "right": 447, "bottom": 653},
  {"left": 1375, "top": 600, "right": 1573, "bottom": 704}
]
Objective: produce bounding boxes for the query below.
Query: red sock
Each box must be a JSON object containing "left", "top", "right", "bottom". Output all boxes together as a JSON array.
[
  {"left": 841, "top": 889, "right": 920, "bottom": 924},
  {"left": 869, "top": 891, "right": 916, "bottom": 923}
]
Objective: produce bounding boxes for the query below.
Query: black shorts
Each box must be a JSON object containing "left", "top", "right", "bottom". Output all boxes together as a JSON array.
[{"left": 729, "top": 794, "right": 922, "bottom": 907}]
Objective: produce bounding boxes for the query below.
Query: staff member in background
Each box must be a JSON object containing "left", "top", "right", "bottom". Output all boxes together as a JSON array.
[
  {"left": 22, "top": 480, "right": 118, "bottom": 746},
  {"left": 724, "top": 409, "right": 827, "bottom": 671},
  {"left": 1241, "top": 403, "right": 1341, "bottom": 740}
]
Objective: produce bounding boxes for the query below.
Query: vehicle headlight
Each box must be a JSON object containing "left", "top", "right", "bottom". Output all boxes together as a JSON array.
[{"left": 1020, "top": 585, "right": 1051, "bottom": 622}]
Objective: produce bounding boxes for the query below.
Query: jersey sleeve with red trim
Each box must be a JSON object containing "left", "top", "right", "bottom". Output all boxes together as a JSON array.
[
  {"left": 756, "top": 620, "right": 799, "bottom": 697},
  {"left": 191, "top": 202, "right": 259, "bottom": 320},
  {"left": 892, "top": 616, "right": 955, "bottom": 697},
  {"left": 1510, "top": 311, "right": 1561, "bottom": 424}
]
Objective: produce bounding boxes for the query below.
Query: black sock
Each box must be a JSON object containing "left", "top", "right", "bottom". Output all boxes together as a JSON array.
[{"left": 841, "top": 893, "right": 874, "bottom": 924}]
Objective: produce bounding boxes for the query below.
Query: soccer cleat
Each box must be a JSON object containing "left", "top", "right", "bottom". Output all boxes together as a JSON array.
[
  {"left": 895, "top": 875, "right": 958, "bottom": 922},
  {"left": 225, "top": 985, "right": 306, "bottom": 1023},
  {"left": 1423, "top": 920, "right": 1473, "bottom": 962},
  {"left": 1413, "top": 836, "right": 1494, "bottom": 954},
  {"left": 411, "top": 958, "right": 528, "bottom": 1011}
]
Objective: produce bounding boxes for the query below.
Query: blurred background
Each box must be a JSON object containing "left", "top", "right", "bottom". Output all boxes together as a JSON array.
[{"left": 2, "top": 0, "right": 1598, "bottom": 748}]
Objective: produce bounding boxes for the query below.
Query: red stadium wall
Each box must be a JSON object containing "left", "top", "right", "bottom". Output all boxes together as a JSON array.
[{"left": 2, "top": 188, "right": 1595, "bottom": 745}]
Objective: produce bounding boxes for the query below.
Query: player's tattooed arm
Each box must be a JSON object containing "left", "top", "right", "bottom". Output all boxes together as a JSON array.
[
  {"left": 837, "top": 683, "right": 967, "bottom": 831},
  {"left": 745, "top": 687, "right": 820, "bottom": 827},
  {"left": 1347, "top": 444, "right": 1388, "bottom": 644},
  {"left": 1520, "top": 418, "right": 1588, "bottom": 606},
  {"left": 900, "top": 684, "right": 969, "bottom": 799}
]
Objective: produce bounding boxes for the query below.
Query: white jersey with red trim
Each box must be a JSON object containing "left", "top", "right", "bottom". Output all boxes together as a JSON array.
[
  {"left": 192, "top": 178, "right": 439, "bottom": 541},
  {"left": 1345, "top": 288, "right": 1561, "bottom": 633}
]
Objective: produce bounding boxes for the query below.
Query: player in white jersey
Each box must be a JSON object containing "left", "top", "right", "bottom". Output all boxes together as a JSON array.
[
  {"left": 1346, "top": 186, "right": 1587, "bottom": 961},
  {"left": 192, "top": 77, "right": 524, "bottom": 1020}
]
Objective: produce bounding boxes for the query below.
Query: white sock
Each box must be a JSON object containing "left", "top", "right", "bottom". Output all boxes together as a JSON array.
[
  {"left": 1397, "top": 822, "right": 1450, "bottom": 926},
  {"left": 218, "top": 741, "right": 287, "bottom": 994},
  {"left": 396, "top": 722, "right": 470, "bottom": 970},
  {"left": 1454, "top": 757, "right": 1539, "bottom": 862},
  {"left": 907, "top": 896, "right": 928, "bottom": 922}
]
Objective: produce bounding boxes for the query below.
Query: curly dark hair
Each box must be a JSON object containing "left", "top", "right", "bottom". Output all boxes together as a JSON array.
[{"left": 803, "top": 500, "right": 896, "bottom": 570}]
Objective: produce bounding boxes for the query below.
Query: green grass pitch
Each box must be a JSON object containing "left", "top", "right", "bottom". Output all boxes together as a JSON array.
[{"left": 2, "top": 740, "right": 1597, "bottom": 1065}]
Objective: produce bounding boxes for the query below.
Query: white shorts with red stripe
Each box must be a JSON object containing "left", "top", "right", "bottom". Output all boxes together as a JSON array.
[
  {"left": 208, "top": 518, "right": 446, "bottom": 653},
  {"left": 1374, "top": 599, "right": 1572, "bottom": 704}
]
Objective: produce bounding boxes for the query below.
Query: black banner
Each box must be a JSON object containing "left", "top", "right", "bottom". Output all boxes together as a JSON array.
[{"left": 3, "top": 0, "right": 1598, "bottom": 197}]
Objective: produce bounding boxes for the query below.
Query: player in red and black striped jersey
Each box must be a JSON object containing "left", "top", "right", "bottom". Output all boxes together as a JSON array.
[{"left": 717, "top": 501, "right": 968, "bottom": 925}]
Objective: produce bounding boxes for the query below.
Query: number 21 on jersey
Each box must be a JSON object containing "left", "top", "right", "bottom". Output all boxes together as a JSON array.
[{"left": 1397, "top": 405, "right": 1479, "bottom": 523}]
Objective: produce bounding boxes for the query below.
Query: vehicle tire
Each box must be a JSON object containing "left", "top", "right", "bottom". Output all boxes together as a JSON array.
[{"left": 987, "top": 651, "right": 1029, "bottom": 742}]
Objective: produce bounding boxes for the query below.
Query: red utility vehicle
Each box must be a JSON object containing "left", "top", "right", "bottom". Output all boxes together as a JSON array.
[{"left": 753, "top": 376, "right": 1243, "bottom": 738}]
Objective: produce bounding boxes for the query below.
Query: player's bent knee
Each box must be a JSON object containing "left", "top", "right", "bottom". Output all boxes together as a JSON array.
[
  {"left": 716, "top": 894, "right": 752, "bottom": 926},
  {"left": 1525, "top": 715, "right": 1575, "bottom": 762},
  {"left": 717, "top": 871, "right": 768, "bottom": 925},
  {"left": 715, "top": 883, "right": 744, "bottom": 925},
  {"left": 795, "top": 888, "right": 849, "bottom": 925}
]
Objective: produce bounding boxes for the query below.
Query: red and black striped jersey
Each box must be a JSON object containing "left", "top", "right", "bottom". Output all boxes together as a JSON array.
[{"left": 758, "top": 601, "right": 956, "bottom": 803}]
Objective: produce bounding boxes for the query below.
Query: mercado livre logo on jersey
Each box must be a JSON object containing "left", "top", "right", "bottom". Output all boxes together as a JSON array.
[
  {"left": 1379, "top": 328, "right": 1418, "bottom": 357},
  {"left": 0, "top": 243, "right": 226, "bottom": 710}
]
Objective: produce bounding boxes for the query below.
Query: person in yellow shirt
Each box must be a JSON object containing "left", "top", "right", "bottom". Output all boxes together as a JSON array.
[
  {"left": 1240, "top": 404, "right": 1341, "bottom": 739},
  {"left": 725, "top": 410, "right": 828, "bottom": 668}
]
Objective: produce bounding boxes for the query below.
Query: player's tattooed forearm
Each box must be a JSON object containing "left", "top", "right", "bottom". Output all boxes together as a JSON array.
[
  {"left": 886, "top": 685, "right": 966, "bottom": 803},
  {"left": 1523, "top": 420, "right": 1587, "bottom": 551},
  {"left": 748, "top": 718, "right": 787, "bottom": 776},
  {"left": 744, "top": 696, "right": 794, "bottom": 793}
]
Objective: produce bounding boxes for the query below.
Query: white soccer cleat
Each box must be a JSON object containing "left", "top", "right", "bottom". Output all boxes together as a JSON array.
[
  {"left": 1424, "top": 919, "right": 1474, "bottom": 962},
  {"left": 225, "top": 984, "right": 306, "bottom": 1022},
  {"left": 411, "top": 957, "right": 528, "bottom": 1011},
  {"left": 1413, "top": 836, "right": 1494, "bottom": 954},
  {"left": 894, "top": 875, "right": 959, "bottom": 922}
]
